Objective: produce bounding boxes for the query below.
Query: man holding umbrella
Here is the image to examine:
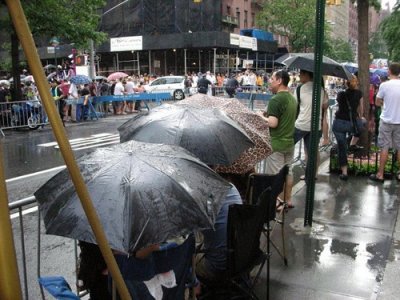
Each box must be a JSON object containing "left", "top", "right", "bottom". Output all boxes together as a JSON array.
[{"left": 257, "top": 70, "right": 297, "bottom": 208}]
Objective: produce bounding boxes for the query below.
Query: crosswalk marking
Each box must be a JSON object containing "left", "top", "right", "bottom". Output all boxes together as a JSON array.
[{"left": 38, "top": 133, "right": 120, "bottom": 151}]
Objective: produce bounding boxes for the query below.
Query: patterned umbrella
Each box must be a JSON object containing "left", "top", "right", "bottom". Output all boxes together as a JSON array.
[
  {"left": 107, "top": 72, "right": 129, "bottom": 81},
  {"left": 69, "top": 75, "right": 92, "bottom": 85},
  {"left": 179, "top": 94, "right": 272, "bottom": 174}
]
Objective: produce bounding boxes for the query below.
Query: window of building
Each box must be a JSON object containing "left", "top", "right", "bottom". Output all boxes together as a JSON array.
[
  {"left": 244, "top": 10, "right": 248, "bottom": 28},
  {"left": 236, "top": 8, "right": 240, "bottom": 28},
  {"left": 251, "top": 12, "right": 255, "bottom": 27},
  {"left": 227, "top": 6, "right": 230, "bottom": 15}
]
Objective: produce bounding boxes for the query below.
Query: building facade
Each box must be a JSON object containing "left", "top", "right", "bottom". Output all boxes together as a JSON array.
[{"left": 94, "top": 0, "right": 276, "bottom": 76}]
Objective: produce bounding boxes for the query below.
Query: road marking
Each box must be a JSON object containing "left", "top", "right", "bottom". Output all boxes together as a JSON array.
[
  {"left": 6, "top": 165, "right": 66, "bottom": 183},
  {"left": 10, "top": 206, "right": 38, "bottom": 220},
  {"left": 38, "top": 133, "right": 120, "bottom": 150}
]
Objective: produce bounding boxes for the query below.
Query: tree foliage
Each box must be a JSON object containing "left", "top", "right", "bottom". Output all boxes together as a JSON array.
[
  {"left": 369, "top": 31, "right": 389, "bottom": 60},
  {"left": 380, "top": 1, "right": 400, "bottom": 61},
  {"left": 256, "top": 0, "right": 317, "bottom": 53},
  {"left": 21, "top": 0, "right": 107, "bottom": 48},
  {"left": 324, "top": 37, "right": 354, "bottom": 62}
]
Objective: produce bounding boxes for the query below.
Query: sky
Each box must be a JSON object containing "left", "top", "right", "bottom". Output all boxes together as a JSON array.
[{"left": 384, "top": 0, "right": 397, "bottom": 10}]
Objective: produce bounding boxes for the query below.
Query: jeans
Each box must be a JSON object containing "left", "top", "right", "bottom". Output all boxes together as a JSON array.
[{"left": 332, "top": 118, "right": 366, "bottom": 167}]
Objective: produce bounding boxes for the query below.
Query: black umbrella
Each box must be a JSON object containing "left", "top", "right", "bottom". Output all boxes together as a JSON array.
[
  {"left": 281, "top": 53, "right": 352, "bottom": 80},
  {"left": 34, "top": 141, "right": 231, "bottom": 253},
  {"left": 118, "top": 104, "right": 254, "bottom": 166}
]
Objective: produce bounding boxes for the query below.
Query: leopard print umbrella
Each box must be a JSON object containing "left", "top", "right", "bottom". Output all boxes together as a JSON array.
[{"left": 179, "top": 94, "right": 272, "bottom": 174}]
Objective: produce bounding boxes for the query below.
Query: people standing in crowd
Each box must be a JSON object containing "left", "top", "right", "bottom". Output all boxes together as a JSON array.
[
  {"left": 125, "top": 76, "right": 135, "bottom": 113},
  {"left": 49, "top": 78, "right": 66, "bottom": 126},
  {"left": 257, "top": 70, "right": 297, "bottom": 209},
  {"left": 197, "top": 73, "right": 212, "bottom": 95},
  {"left": 224, "top": 73, "right": 239, "bottom": 98},
  {"left": 332, "top": 75, "right": 366, "bottom": 181},
  {"left": 293, "top": 70, "right": 328, "bottom": 180},
  {"left": 113, "top": 78, "right": 125, "bottom": 115},
  {"left": 369, "top": 62, "right": 400, "bottom": 183},
  {"left": 68, "top": 81, "right": 79, "bottom": 122},
  {"left": 205, "top": 71, "right": 215, "bottom": 96}
]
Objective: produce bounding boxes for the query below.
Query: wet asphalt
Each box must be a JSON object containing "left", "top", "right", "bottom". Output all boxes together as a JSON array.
[{"left": 255, "top": 158, "right": 400, "bottom": 300}]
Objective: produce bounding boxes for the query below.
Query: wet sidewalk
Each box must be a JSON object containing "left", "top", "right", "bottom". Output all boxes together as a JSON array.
[{"left": 255, "top": 158, "right": 400, "bottom": 300}]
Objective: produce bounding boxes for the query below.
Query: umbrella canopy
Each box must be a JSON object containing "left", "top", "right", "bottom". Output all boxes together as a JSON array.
[
  {"left": 94, "top": 75, "right": 107, "bottom": 81},
  {"left": 0, "top": 79, "right": 10, "bottom": 86},
  {"left": 118, "top": 104, "right": 254, "bottom": 166},
  {"left": 179, "top": 94, "right": 272, "bottom": 174},
  {"left": 281, "top": 53, "right": 352, "bottom": 80},
  {"left": 44, "top": 64, "right": 57, "bottom": 70},
  {"left": 69, "top": 75, "right": 92, "bottom": 85},
  {"left": 22, "top": 75, "right": 35, "bottom": 82},
  {"left": 341, "top": 62, "right": 358, "bottom": 74},
  {"left": 34, "top": 141, "right": 231, "bottom": 253},
  {"left": 107, "top": 72, "right": 129, "bottom": 81},
  {"left": 369, "top": 73, "right": 381, "bottom": 85},
  {"left": 370, "top": 68, "right": 388, "bottom": 78}
]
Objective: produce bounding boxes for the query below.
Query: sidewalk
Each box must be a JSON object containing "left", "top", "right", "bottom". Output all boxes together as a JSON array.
[{"left": 255, "top": 157, "right": 400, "bottom": 300}]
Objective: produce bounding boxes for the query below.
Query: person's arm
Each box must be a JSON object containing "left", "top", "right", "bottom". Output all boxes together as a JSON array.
[
  {"left": 358, "top": 97, "right": 365, "bottom": 117},
  {"left": 257, "top": 111, "right": 279, "bottom": 128},
  {"left": 375, "top": 96, "right": 383, "bottom": 107}
]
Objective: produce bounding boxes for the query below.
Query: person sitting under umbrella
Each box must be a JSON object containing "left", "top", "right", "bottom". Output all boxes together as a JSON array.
[{"left": 195, "top": 171, "right": 249, "bottom": 292}]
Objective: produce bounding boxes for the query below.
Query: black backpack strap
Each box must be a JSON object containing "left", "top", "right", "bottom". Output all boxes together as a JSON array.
[{"left": 296, "top": 84, "right": 302, "bottom": 118}]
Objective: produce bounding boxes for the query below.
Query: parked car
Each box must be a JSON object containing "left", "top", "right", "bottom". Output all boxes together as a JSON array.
[{"left": 144, "top": 76, "right": 187, "bottom": 100}]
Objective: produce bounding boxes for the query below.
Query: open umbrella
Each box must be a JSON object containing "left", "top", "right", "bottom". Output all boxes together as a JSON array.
[
  {"left": 94, "top": 75, "right": 107, "bottom": 81},
  {"left": 107, "top": 72, "right": 129, "bottom": 81},
  {"left": 341, "top": 62, "right": 358, "bottom": 74},
  {"left": 34, "top": 141, "right": 231, "bottom": 253},
  {"left": 69, "top": 75, "right": 92, "bottom": 85},
  {"left": 0, "top": 79, "right": 10, "bottom": 86},
  {"left": 118, "top": 104, "right": 254, "bottom": 166},
  {"left": 179, "top": 94, "right": 272, "bottom": 174},
  {"left": 281, "top": 53, "right": 352, "bottom": 80},
  {"left": 44, "top": 64, "right": 57, "bottom": 70},
  {"left": 22, "top": 75, "right": 35, "bottom": 82}
]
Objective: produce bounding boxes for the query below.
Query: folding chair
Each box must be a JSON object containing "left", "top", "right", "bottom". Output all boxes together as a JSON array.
[
  {"left": 245, "top": 165, "right": 289, "bottom": 266},
  {"left": 197, "top": 202, "right": 268, "bottom": 300}
]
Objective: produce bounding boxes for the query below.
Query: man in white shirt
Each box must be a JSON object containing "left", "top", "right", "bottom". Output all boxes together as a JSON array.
[
  {"left": 113, "top": 78, "right": 125, "bottom": 114},
  {"left": 68, "top": 82, "right": 79, "bottom": 121},
  {"left": 369, "top": 62, "right": 400, "bottom": 183}
]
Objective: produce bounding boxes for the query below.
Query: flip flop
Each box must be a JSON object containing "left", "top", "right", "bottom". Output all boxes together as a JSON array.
[{"left": 369, "top": 174, "right": 384, "bottom": 183}]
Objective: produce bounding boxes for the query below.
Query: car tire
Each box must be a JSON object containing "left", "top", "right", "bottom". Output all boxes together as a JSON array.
[{"left": 173, "top": 90, "right": 185, "bottom": 100}]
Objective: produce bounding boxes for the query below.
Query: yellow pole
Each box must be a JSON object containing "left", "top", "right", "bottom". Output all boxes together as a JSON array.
[
  {"left": 5, "top": 1, "right": 131, "bottom": 299},
  {"left": 0, "top": 143, "right": 23, "bottom": 300}
]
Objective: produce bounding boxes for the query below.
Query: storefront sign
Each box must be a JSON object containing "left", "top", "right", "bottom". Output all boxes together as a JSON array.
[
  {"left": 239, "top": 36, "right": 257, "bottom": 51},
  {"left": 230, "top": 33, "right": 240, "bottom": 46},
  {"left": 110, "top": 36, "right": 143, "bottom": 52}
]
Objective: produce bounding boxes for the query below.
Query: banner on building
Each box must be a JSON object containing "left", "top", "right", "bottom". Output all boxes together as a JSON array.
[{"left": 110, "top": 36, "right": 143, "bottom": 52}]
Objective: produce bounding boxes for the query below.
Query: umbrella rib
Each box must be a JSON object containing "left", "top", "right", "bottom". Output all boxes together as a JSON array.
[{"left": 131, "top": 217, "right": 150, "bottom": 251}]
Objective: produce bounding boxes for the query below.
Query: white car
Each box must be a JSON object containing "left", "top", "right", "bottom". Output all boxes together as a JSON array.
[{"left": 144, "top": 76, "right": 187, "bottom": 100}]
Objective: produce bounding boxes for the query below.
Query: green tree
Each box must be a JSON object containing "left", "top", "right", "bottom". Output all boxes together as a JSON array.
[
  {"left": 380, "top": 1, "right": 400, "bottom": 61},
  {"left": 369, "top": 31, "right": 389, "bottom": 60},
  {"left": 325, "top": 37, "right": 354, "bottom": 62},
  {"left": 256, "top": 0, "right": 318, "bottom": 53},
  {"left": 1, "top": 0, "right": 107, "bottom": 100}
]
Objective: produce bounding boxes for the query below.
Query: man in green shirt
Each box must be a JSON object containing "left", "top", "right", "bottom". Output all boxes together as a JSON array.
[{"left": 258, "top": 70, "right": 297, "bottom": 208}]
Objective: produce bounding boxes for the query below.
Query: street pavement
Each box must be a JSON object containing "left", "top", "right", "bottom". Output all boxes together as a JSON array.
[
  {"left": 255, "top": 157, "right": 400, "bottom": 300},
  {"left": 4, "top": 100, "right": 400, "bottom": 299}
]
